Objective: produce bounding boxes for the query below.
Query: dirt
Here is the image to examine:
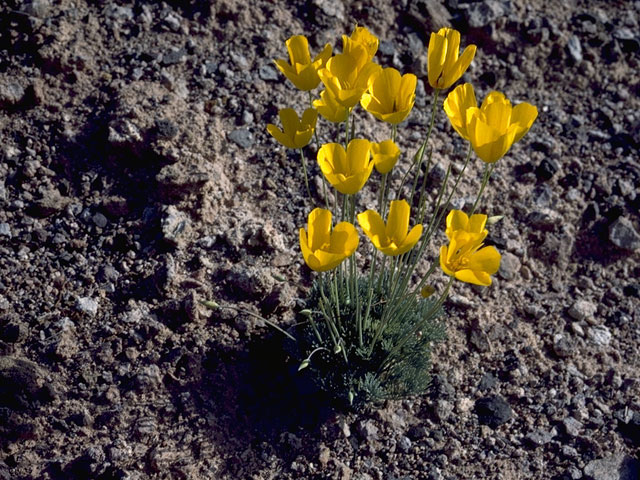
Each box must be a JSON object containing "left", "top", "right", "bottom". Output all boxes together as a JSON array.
[{"left": 0, "top": 0, "right": 639, "bottom": 479}]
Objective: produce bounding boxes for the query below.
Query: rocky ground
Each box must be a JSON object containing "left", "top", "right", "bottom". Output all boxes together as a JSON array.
[{"left": 0, "top": 0, "right": 639, "bottom": 479}]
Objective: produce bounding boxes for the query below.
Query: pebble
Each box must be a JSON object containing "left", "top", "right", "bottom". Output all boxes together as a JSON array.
[
  {"left": 498, "top": 252, "right": 521, "bottom": 280},
  {"left": 258, "top": 64, "right": 279, "bottom": 81},
  {"left": 356, "top": 419, "right": 379, "bottom": 442},
  {"left": 161, "top": 206, "right": 189, "bottom": 246},
  {"left": 0, "top": 81, "right": 26, "bottom": 108},
  {"left": 135, "top": 365, "right": 162, "bottom": 391},
  {"left": 75, "top": 297, "right": 98, "bottom": 317},
  {"left": 524, "top": 429, "right": 554, "bottom": 447},
  {"left": 227, "top": 129, "right": 253, "bottom": 148},
  {"left": 587, "top": 325, "right": 612, "bottom": 346},
  {"left": 92, "top": 212, "right": 108, "bottom": 228},
  {"left": 562, "top": 416, "right": 583, "bottom": 437},
  {"left": 475, "top": 395, "right": 512, "bottom": 428},
  {"left": 553, "top": 334, "right": 574, "bottom": 358},
  {"left": 0, "top": 356, "right": 48, "bottom": 410},
  {"left": 0, "top": 223, "right": 11, "bottom": 238},
  {"left": 567, "top": 35, "right": 583, "bottom": 63},
  {"left": 608, "top": 216, "right": 640, "bottom": 251},
  {"left": 583, "top": 454, "right": 639, "bottom": 480},
  {"left": 568, "top": 299, "right": 597, "bottom": 322},
  {"left": 465, "top": 0, "right": 510, "bottom": 28},
  {"left": 534, "top": 159, "right": 559, "bottom": 182}
]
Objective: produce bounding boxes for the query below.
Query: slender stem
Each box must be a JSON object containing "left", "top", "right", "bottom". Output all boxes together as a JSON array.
[
  {"left": 470, "top": 163, "right": 495, "bottom": 215},
  {"left": 216, "top": 304, "right": 296, "bottom": 341},
  {"left": 362, "top": 249, "right": 379, "bottom": 334},
  {"left": 408, "top": 89, "right": 440, "bottom": 205},
  {"left": 299, "top": 148, "right": 312, "bottom": 201},
  {"left": 344, "top": 110, "right": 350, "bottom": 148},
  {"left": 391, "top": 124, "right": 397, "bottom": 143}
]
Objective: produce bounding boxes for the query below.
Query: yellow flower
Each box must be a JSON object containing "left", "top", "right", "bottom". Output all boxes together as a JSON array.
[
  {"left": 313, "top": 89, "right": 349, "bottom": 123},
  {"left": 371, "top": 140, "right": 400, "bottom": 174},
  {"left": 443, "top": 83, "right": 477, "bottom": 140},
  {"left": 343, "top": 26, "right": 379, "bottom": 63},
  {"left": 299, "top": 208, "right": 359, "bottom": 272},
  {"left": 318, "top": 52, "right": 382, "bottom": 109},
  {"left": 274, "top": 35, "right": 332, "bottom": 91},
  {"left": 428, "top": 28, "right": 476, "bottom": 90},
  {"left": 357, "top": 199, "right": 423, "bottom": 256},
  {"left": 445, "top": 209, "right": 487, "bottom": 239},
  {"left": 267, "top": 108, "right": 318, "bottom": 149},
  {"left": 361, "top": 67, "right": 417, "bottom": 124},
  {"left": 439, "top": 214, "right": 501, "bottom": 286},
  {"left": 466, "top": 91, "right": 538, "bottom": 163},
  {"left": 317, "top": 139, "right": 374, "bottom": 195}
]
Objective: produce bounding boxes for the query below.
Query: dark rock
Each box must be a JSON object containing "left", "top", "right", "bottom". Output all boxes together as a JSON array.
[
  {"left": 468, "top": 318, "right": 490, "bottom": 352},
  {"left": 0, "top": 357, "right": 48, "bottom": 410},
  {"left": 535, "top": 158, "right": 559, "bottom": 182},
  {"left": 553, "top": 334, "right": 574, "bottom": 358},
  {"left": 478, "top": 372, "right": 498, "bottom": 391},
  {"left": 227, "top": 129, "right": 253, "bottom": 148},
  {"left": 583, "top": 454, "right": 639, "bottom": 480},
  {"left": 618, "top": 410, "right": 640, "bottom": 447},
  {"left": 562, "top": 416, "right": 583, "bottom": 437},
  {"left": 475, "top": 395, "right": 512, "bottom": 428},
  {"left": 154, "top": 119, "right": 179, "bottom": 140}
]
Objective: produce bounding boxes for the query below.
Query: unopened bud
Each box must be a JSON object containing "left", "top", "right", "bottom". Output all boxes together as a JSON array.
[
  {"left": 299, "top": 309, "right": 313, "bottom": 317},
  {"left": 200, "top": 300, "right": 220, "bottom": 309},
  {"left": 298, "top": 359, "right": 310, "bottom": 371},
  {"left": 421, "top": 285, "right": 436, "bottom": 298},
  {"left": 487, "top": 215, "right": 504, "bottom": 225},
  {"left": 333, "top": 344, "right": 342, "bottom": 354}
]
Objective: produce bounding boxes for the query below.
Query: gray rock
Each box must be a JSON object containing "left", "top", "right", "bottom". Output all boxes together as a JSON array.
[
  {"left": 108, "top": 118, "right": 143, "bottom": 147},
  {"left": 227, "top": 129, "right": 253, "bottom": 148},
  {"left": 92, "top": 212, "right": 108, "bottom": 228},
  {"left": 356, "top": 419, "right": 379, "bottom": 442},
  {"left": 498, "top": 252, "right": 521, "bottom": 280},
  {"left": 465, "top": 0, "right": 510, "bottom": 28},
  {"left": 135, "top": 365, "right": 162, "bottom": 391},
  {"left": 553, "top": 334, "right": 574, "bottom": 358},
  {"left": 0, "top": 223, "right": 11, "bottom": 238},
  {"left": 568, "top": 299, "right": 597, "bottom": 322},
  {"left": 587, "top": 325, "right": 612, "bottom": 346},
  {"left": 609, "top": 217, "right": 640, "bottom": 251},
  {"left": 583, "top": 454, "right": 639, "bottom": 480},
  {"left": 562, "top": 416, "right": 583, "bottom": 437},
  {"left": 162, "top": 48, "right": 186, "bottom": 66},
  {"left": 312, "top": 0, "right": 345, "bottom": 22},
  {"left": 76, "top": 297, "right": 99, "bottom": 317},
  {"left": 258, "top": 64, "right": 279, "bottom": 81},
  {"left": 105, "top": 5, "right": 134, "bottom": 21},
  {"left": 435, "top": 399, "right": 454, "bottom": 422},
  {"left": 21, "top": 0, "right": 52, "bottom": 18},
  {"left": 475, "top": 395, "right": 512, "bottom": 428},
  {"left": 161, "top": 206, "right": 189, "bottom": 246},
  {"left": 156, "top": 162, "right": 209, "bottom": 202},
  {"left": 397, "top": 435, "right": 412, "bottom": 452},
  {"left": 567, "top": 35, "right": 583, "bottom": 63},
  {"left": 29, "top": 189, "right": 71, "bottom": 217},
  {"left": 524, "top": 429, "right": 554, "bottom": 447},
  {"left": 0, "top": 81, "right": 26, "bottom": 108}
]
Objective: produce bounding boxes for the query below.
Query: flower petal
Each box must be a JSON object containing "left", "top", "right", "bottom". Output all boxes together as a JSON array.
[
  {"left": 307, "top": 208, "right": 332, "bottom": 252},
  {"left": 446, "top": 209, "right": 469, "bottom": 237},
  {"left": 455, "top": 269, "right": 492, "bottom": 286},
  {"left": 286, "top": 35, "right": 311, "bottom": 65},
  {"left": 266, "top": 123, "right": 294, "bottom": 149},
  {"left": 386, "top": 199, "right": 411, "bottom": 244},
  {"left": 358, "top": 210, "right": 388, "bottom": 250},
  {"left": 466, "top": 245, "right": 501, "bottom": 275},
  {"left": 331, "top": 221, "right": 360, "bottom": 256},
  {"left": 511, "top": 102, "right": 538, "bottom": 143},
  {"left": 428, "top": 32, "right": 447, "bottom": 88},
  {"left": 468, "top": 214, "right": 488, "bottom": 233}
]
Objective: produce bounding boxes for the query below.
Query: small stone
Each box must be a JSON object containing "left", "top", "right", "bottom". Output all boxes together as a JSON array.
[
  {"left": 0, "top": 223, "right": 11, "bottom": 238},
  {"left": 135, "top": 365, "right": 162, "bottom": 391},
  {"left": 553, "top": 334, "right": 574, "bottom": 358},
  {"left": 587, "top": 325, "right": 612, "bottom": 346},
  {"left": 163, "top": 12, "right": 182, "bottom": 31},
  {"left": 535, "top": 159, "right": 559, "bottom": 182},
  {"left": 524, "top": 429, "right": 554, "bottom": 447},
  {"left": 397, "top": 435, "right": 412, "bottom": 452},
  {"left": 161, "top": 206, "right": 189, "bottom": 246},
  {"left": 318, "top": 445, "right": 331, "bottom": 467},
  {"left": 356, "top": 419, "right": 379, "bottom": 442},
  {"left": 0, "top": 356, "right": 48, "bottom": 410},
  {"left": 92, "top": 213, "right": 108, "bottom": 228},
  {"left": 162, "top": 48, "right": 186, "bottom": 66},
  {"left": 0, "top": 81, "right": 26, "bottom": 108},
  {"left": 567, "top": 35, "right": 583, "bottom": 63},
  {"left": 227, "top": 129, "right": 253, "bottom": 148},
  {"left": 608, "top": 217, "right": 640, "bottom": 251},
  {"left": 75, "top": 297, "right": 98, "bottom": 317},
  {"left": 475, "top": 395, "right": 512, "bottom": 428},
  {"left": 478, "top": 372, "right": 498, "bottom": 391},
  {"left": 435, "top": 399, "right": 454, "bottom": 422},
  {"left": 498, "top": 252, "right": 521, "bottom": 280},
  {"left": 258, "top": 64, "right": 279, "bottom": 81},
  {"left": 156, "top": 163, "right": 209, "bottom": 202},
  {"left": 562, "top": 416, "right": 583, "bottom": 437},
  {"left": 108, "top": 119, "right": 143, "bottom": 147},
  {"left": 568, "top": 299, "right": 597, "bottom": 322},
  {"left": 465, "top": 0, "right": 510, "bottom": 28},
  {"left": 583, "top": 454, "right": 639, "bottom": 480},
  {"left": 21, "top": 0, "right": 51, "bottom": 18}
]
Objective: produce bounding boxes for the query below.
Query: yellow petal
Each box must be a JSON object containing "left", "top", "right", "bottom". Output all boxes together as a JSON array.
[
  {"left": 371, "top": 139, "right": 400, "bottom": 174},
  {"left": 446, "top": 209, "right": 469, "bottom": 237},
  {"left": 481, "top": 91, "right": 507, "bottom": 110},
  {"left": 279, "top": 108, "right": 300, "bottom": 134},
  {"left": 511, "top": 103, "right": 538, "bottom": 143},
  {"left": 313, "top": 43, "right": 333, "bottom": 66},
  {"left": 286, "top": 35, "right": 311, "bottom": 65},
  {"left": 346, "top": 138, "right": 371, "bottom": 174},
  {"left": 468, "top": 214, "right": 488, "bottom": 233},
  {"left": 484, "top": 99, "right": 512, "bottom": 133},
  {"left": 442, "top": 28, "right": 460, "bottom": 73},
  {"left": 301, "top": 108, "right": 318, "bottom": 129},
  {"left": 427, "top": 32, "right": 447, "bottom": 88},
  {"left": 307, "top": 208, "right": 332, "bottom": 251},
  {"left": 440, "top": 244, "right": 455, "bottom": 276},
  {"left": 266, "top": 123, "right": 295, "bottom": 149},
  {"left": 310, "top": 250, "right": 348, "bottom": 271},
  {"left": 455, "top": 269, "right": 492, "bottom": 286},
  {"left": 466, "top": 245, "right": 501, "bottom": 275},
  {"left": 446, "top": 44, "right": 476, "bottom": 88},
  {"left": 358, "top": 210, "right": 388, "bottom": 250},
  {"left": 331, "top": 222, "right": 359, "bottom": 256},
  {"left": 386, "top": 199, "right": 410, "bottom": 244},
  {"left": 394, "top": 224, "right": 422, "bottom": 256}
]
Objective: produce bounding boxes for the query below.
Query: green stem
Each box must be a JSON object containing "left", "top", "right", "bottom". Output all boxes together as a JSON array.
[
  {"left": 299, "top": 148, "right": 312, "bottom": 201},
  {"left": 213, "top": 304, "right": 296, "bottom": 342},
  {"left": 470, "top": 163, "right": 495, "bottom": 215},
  {"left": 408, "top": 89, "right": 440, "bottom": 205}
]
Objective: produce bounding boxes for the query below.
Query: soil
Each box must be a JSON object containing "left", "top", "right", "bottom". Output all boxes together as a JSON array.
[{"left": 0, "top": 0, "right": 639, "bottom": 479}]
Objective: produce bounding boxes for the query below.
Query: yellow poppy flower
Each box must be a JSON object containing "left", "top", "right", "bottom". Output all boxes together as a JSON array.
[
  {"left": 428, "top": 28, "right": 476, "bottom": 90},
  {"left": 274, "top": 35, "right": 332, "bottom": 91},
  {"left": 343, "top": 26, "right": 379, "bottom": 63},
  {"left": 371, "top": 140, "right": 400, "bottom": 174},
  {"left": 299, "top": 208, "right": 359, "bottom": 272},
  {"left": 443, "top": 83, "right": 477, "bottom": 141},
  {"left": 466, "top": 91, "right": 538, "bottom": 163},
  {"left": 317, "top": 139, "right": 374, "bottom": 195},
  {"left": 313, "top": 89, "right": 349, "bottom": 123},
  {"left": 266, "top": 108, "right": 318, "bottom": 149},
  {"left": 357, "top": 199, "right": 423, "bottom": 256},
  {"left": 445, "top": 209, "right": 487, "bottom": 239},
  {"left": 439, "top": 229, "right": 501, "bottom": 286},
  {"left": 361, "top": 67, "right": 417, "bottom": 124},
  {"left": 318, "top": 53, "right": 382, "bottom": 109}
]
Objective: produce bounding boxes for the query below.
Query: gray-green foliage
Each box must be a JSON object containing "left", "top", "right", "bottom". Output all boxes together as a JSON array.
[{"left": 291, "top": 273, "right": 446, "bottom": 410}]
